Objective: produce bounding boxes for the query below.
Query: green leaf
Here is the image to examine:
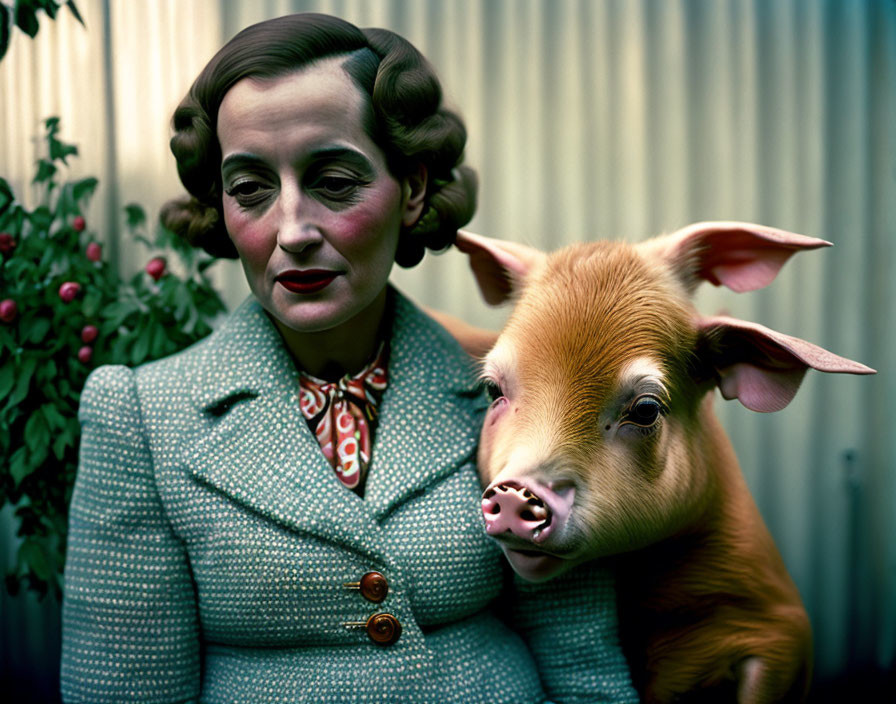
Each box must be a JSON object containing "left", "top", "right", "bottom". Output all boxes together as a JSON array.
[
  {"left": 66, "top": 0, "right": 84, "bottom": 27},
  {"left": 0, "top": 330, "right": 14, "bottom": 356},
  {"left": 44, "top": 116, "right": 60, "bottom": 135},
  {"left": 48, "top": 136, "right": 78, "bottom": 164},
  {"left": 124, "top": 203, "right": 146, "bottom": 230},
  {"left": 33, "top": 159, "right": 57, "bottom": 184},
  {"left": 149, "top": 323, "right": 169, "bottom": 359},
  {"left": 0, "top": 177, "right": 14, "bottom": 217},
  {"left": 0, "top": 363, "right": 14, "bottom": 400},
  {"left": 7, "top": 355, "right": 37, "bottom": 407},
  {"left": 0, "top": 4, "right": 11, "bottom": 64},
  {"left": 100, "top": 299, "right": 139, "bottom": 329},
  {"left": 51, "top": 431, "right": 70, "bottom": 460},
  {"left": 25, "top": 316, "right": 51, "bottom": 344},
  {"left": 82, "top": 287, "right": 102, "bottom": 317},
  {"left": 28, "top": 204, "right": 53, "bottom": 232},
  {"left": 159, "top": 276, "right": 179, "bottom": 307},
  {"left": 53, "top": 181, "right": 74, "bottom": 220},
  {"left": 38, "top": 0, "right": 60, "bottom": 21},
  {"left": 29, "top": 439, "right": 48, "bottom": 469},
  {"left": 14, "top": 0, "right": 40, "bottom": 39},
  {"left": 133, "top": 233, "right": 153, "bottom": 248},
  {"left": 41, "top": 402, "right": 68, "bottom": 431},
  {"left": 25, "top": 411, "right": 50, "bottom": 454},
  {"left": 19, "top": 539, "right": 51, "bottom": 580},
  {"left": 72, "top": 176, "right": 98, "bottom": 204},
  {"left": 9, "top": 446, "right": 29, "bottom": 486},
  {"left": 129, "top": 327, "right": 150, "bottom": 365},
  {"left": 183, "top": 304, "right": 199, "bottom": 335}
]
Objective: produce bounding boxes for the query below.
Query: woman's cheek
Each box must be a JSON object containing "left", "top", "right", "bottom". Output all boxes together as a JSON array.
[{"left": 224, "top": 207, "right": 274, "bottom": 273}]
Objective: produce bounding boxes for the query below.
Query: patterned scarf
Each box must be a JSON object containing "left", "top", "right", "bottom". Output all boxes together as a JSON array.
[{"left": 298, "top": 343, "right": 388, "bottom": 492}]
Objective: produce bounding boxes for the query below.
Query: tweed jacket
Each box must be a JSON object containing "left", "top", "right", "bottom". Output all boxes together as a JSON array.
[{"left": 61, "top": 288, "right": 638, "bottom": 704}]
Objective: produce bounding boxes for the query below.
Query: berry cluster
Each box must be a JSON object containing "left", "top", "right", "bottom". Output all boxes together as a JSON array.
[{"left": 1, "top": 118, "right": 226, "bottom": 597}]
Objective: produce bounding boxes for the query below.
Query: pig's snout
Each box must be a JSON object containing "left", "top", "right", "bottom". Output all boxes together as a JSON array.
[{"left": 481, "top": 481, "right": 575, "bottom": 545}]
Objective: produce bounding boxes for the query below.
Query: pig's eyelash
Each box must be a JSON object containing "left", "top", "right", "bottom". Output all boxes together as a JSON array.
[
  {"left": 619, "top": 393, "right": 667, "bottom": 432},
  {"left": 479, "top": 377, "right": 505, "bottom": 401}
]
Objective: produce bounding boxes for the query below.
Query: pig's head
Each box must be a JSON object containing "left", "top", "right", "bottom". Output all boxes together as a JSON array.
[{"left": 457, "top": 223, "right": 875, "bottom": 582}]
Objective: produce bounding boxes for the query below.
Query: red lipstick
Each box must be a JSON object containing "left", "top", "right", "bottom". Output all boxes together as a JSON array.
[{"left": 276, "top": 269, "right": 339, "bottom": 294}]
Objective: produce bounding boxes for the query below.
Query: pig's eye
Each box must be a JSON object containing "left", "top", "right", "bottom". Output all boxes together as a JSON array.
[
  {"left": 621, "top": 394, "right": 666, "bottom": 430},
  {"left": 483, "top": 380, "right": 504, "bottom": 402}
]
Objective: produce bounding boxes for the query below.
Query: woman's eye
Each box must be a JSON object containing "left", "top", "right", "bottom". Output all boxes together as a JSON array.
[
  {"left": 224, "top": 180, "right": 271, "bottom": 207},
  {"left": 621, "top": 394, "right": 665, "bottom": 430},
  {"left": 311, "top": 175, "right": 363, "bottom": 200}
]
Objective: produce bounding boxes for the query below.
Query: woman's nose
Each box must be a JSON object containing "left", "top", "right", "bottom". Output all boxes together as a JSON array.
[
  {"left": 276, "top": 186, "right": 324, "bottom": 253},
  {"left": 277, "top": 222, "right": 323, "bottom": 253}
]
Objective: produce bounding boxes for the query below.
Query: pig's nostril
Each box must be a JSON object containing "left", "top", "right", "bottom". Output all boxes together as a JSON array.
[
  {"left": 482, "top": 482, "right": 558, "bottom": 542},
  {"left": 520, "top": 500, "right": 549, "bottom": 521}
]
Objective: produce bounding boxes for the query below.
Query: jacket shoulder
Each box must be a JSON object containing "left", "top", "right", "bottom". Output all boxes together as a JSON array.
[{"left": 389, "top": 289, "right": 484, "bottom": 393}]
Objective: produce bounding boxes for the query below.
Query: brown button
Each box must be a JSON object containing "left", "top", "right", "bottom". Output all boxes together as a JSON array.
[
  {"left": 344, "top": 571, "right": 389, "bottom": 603},
  {"left": 359, "top": 571, "right": 388, "bottom": 603},
  {"left": 365, "top": 613, "right": 402, "bottom": 646}
]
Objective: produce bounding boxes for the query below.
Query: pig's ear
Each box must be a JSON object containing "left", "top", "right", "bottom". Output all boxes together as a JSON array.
[
  {"left": 454, "top": 230, "right": 546, "bottom": 305},
  {"left": 696, "top": 315, "right": 875, "bottom": 412},
  {"left": 646, "top": 221, "right": 831, "bottom": 294}
]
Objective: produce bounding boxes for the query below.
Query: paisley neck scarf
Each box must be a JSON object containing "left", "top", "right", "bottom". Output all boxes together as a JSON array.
[{"left": 298, "top": 343, "right": 388, "bottom": 492}]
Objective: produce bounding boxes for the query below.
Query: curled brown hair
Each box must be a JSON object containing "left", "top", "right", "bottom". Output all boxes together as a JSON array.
[{"left": 161, "top": 13, "right": 477, "bottom": 267}]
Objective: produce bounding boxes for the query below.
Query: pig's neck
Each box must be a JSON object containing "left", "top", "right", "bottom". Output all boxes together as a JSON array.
[{"left": 619, "top": 406, "right": 800, "bottom": 619}]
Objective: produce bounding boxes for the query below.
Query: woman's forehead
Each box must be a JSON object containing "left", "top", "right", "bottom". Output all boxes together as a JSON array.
[{"left": 216, "top": 58, "right": 373, "bottom": 159}]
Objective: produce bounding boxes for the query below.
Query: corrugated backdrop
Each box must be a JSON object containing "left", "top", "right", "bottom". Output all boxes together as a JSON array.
[{"left": 2, "top": 0, "right": 894, "bottom": 700}]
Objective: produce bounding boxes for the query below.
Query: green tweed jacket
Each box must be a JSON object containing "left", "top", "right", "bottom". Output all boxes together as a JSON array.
[{"left": 61, "top": 288, "right": 638, "bottom": 703}]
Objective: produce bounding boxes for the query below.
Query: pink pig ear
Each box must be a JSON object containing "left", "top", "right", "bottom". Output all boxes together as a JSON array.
[
  {"left": 697, "top": 315, "right": 875, "bottom": 412},
  {"left": 649, "top": 221, "right": 832, "bottom": 293},
  {"left": 454, "top": 230, "right": 547, "bottom": 305}
]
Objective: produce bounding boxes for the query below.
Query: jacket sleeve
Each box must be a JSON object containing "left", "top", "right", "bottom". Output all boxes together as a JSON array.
[
  {"left": 509, "top": 560, "right": 640, "bottom": 703},
  {"left": 61, "top": 365, "right": 200, "bottom": 703}
]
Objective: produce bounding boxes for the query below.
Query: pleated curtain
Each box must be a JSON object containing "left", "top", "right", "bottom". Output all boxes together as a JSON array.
[{"left": 1, "top": 0, "right": 894, "bottom": 695}]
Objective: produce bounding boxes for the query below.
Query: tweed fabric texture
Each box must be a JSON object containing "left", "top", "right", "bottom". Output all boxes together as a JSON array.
[{"left": 61, "top": 288, "right": 638, "bottom": 703}]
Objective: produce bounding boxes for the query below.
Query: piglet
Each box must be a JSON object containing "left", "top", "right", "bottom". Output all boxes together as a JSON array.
[{"left": 444, "top": 223, "right": 875, "bottom": 703}]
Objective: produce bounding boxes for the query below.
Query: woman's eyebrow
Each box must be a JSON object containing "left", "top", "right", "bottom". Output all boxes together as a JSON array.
[
  {"left": 310, "top": 146, "right": 375, "bottom": 172},
  {"left": 221, "top": 152, "right": 264, "bottom": 176},
  {"left": 221, "top": 147, "right": 375, "bottom": 175}
]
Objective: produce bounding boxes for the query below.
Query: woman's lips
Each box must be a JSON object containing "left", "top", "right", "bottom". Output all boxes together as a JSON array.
[{"left": 275, "top": 269, "right": 340, "bottom": 294}]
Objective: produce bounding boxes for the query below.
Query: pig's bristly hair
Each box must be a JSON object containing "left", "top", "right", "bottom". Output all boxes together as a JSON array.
[{"left": 500, "top": 240, "right": 699, "bottom": 447}]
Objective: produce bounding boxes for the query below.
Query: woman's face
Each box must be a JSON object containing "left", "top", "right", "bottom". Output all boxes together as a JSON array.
[{"left": 217, "top": 58, "right": 423, "bottom": 339}]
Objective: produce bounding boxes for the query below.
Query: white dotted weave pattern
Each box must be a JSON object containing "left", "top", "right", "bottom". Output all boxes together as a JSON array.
[{"left": 61, "top": 288, "right": 638, "bottom": 703}]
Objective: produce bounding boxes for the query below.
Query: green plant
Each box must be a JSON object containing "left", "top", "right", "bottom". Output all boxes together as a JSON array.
[
  {"left": 0, "top": 117, "right": 226, "bottom": 599},
  {"left": 0, "top": 1, "right": 84, "bottom": 62}
]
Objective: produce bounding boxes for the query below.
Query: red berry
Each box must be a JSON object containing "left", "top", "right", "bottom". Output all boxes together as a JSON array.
[
  {"left": 73, "top": 216, "right": 86, "bottom": 232},
  {"left": 0, "top": 233, "right": 15, "bottom": 254},
  {"left": 0, "top": 299, "right": 17, "bottom": 323},
  {"left": 146, "top": 257, "right": 167, "bottom": 281},
  {"left": 59, "top": 281, "right": 82, "bottom": 303},
  {"left": 78, "top": 346, "right": 93, "bottom": 364},
  {"left": 86, "top": 242, "right": 102, "bottom": 262},
  {"left": 81, "top": 324, "right": 99, "bottom": 343}
]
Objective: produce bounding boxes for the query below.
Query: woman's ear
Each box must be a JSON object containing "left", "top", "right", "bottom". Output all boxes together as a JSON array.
[{"left": 401, "top": 163, "right": 428, "bottom": 227}]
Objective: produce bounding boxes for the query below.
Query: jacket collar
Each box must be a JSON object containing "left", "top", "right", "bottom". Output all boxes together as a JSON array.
[{"left": 183, "top": 288, "right": 488, "bottom": 548}]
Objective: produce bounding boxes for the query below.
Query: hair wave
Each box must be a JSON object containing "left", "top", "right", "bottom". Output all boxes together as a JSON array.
[{"left": 161, "top": 13, "right": 477, "bottom": 266}]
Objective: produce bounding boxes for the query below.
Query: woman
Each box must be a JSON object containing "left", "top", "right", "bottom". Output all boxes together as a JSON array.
[{"left": 61, "top": 13, "right": 637, "bottom": 703}]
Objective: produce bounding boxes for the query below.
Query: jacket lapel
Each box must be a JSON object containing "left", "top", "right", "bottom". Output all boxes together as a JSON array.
[
  {"left": 363, "top": 291, "right": 489, "bottom": 519},
  {"left": 181, "top": 291, "right": 489, "bottom": 545},
  {"left": 182, "top": 298, "right": 390, "bottom": 559}
]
